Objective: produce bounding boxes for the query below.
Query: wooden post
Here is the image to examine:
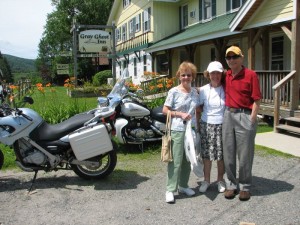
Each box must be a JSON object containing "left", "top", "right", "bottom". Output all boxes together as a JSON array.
[
  {"left": 247, "top": 29, "right": 255, "bottom": 70},
  {"left": 273, "top": 88, "right": 280, "bottom": 132},
  {"left": 290, "top": 1, "right": 300, "bottom": 110}
]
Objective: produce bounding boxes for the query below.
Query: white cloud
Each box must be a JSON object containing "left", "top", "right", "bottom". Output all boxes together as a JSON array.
[{"left": 0, "top": 0, "right": 54, "bottom": 59}]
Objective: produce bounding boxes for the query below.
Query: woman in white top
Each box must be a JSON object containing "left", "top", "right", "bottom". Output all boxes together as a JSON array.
[{"left": 197, "top": 61, "right": 226, "bottom": 193}]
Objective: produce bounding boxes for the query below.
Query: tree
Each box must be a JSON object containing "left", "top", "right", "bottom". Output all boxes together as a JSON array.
[
  {"left": 37, "top": 0, "right": 113, "bottom": 84},
  {"left": 0, "top": 52, "right": 13, "bottom": 83}
]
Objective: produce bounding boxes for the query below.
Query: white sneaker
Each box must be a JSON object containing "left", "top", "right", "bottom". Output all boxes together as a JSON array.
[
  {"left": 199, "top": 181, "right": 210, "bottom": 193},
  {"left": 178, "top": 187, "right": 195, "bottom": 196},
  {"left": 217, "top": 181, "right": 226, "bottom": 193},
  {"left": 165, "top": 191, "right": 174, "bottom": 203}
]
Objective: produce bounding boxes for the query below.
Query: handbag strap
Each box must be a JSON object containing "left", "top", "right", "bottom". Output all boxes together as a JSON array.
[{"left": 165, "top": 110, "right": 172, "bottom": 136}]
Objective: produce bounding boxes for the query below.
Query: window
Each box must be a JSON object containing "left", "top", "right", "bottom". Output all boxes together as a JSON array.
[
  {"left": 122, "top": 24, "right": 127, "bottom": 42},
  {"left": 271, "top": 36, "right": 284, "bottom": 70},
  {"left": 226, "top": 0, "right": 246, "bottom": 12},
  {"left": 135, "top": 14, "right": 141, "bottom": 32},
  {"left": 129, "top": 19, "right": 135, "bottom": 39},
  {"left": 199, "top": 0, "right": 216, "bottom": 21},
  {"left": 123, "top": 0, "right": 131, "bottom": 8},
  {"left": 143, "top": 7, "right": 151, "bottom": 32},
  {"left": 115, "top": 27, "right": 121, "bottom": 42},
  {"left": 143, "top": 55, "right": 147, "bottom": 72},
  {"left": 181, "top": 5, "right": 188, "bottom": 29},
  {"left": 134, "top": 57, "right": 137, "bottom": 78}
]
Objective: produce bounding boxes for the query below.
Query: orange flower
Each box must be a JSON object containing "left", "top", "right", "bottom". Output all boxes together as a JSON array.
[
  {"left": 46, "top": 83, "right": 51, "bottom": 87},
  {"left": 36, "top": 83, "right": 43, "bottom": 87},
  {"left": 9, "top": 95, "right": 14, "bottom": 102},
  {"left": 157, "top": 83, "right": 163, "bottom": 89},
  {"left": 38, "top": 86, "right": 45, "bottom": 93},
  {"left": 9, "top": 85, "right": 18, "bottom": 90}
]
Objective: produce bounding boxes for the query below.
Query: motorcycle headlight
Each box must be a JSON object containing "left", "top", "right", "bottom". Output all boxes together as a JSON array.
[{"left": 97, "top": 97, "right": 109, "bottom": 107}]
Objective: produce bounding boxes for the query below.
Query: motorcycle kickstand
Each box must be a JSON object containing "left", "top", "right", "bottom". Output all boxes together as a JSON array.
[
  {"left": 27, "top": 170, "right": 38, "bottom": 194},
  {"left": 138, "top": 143, "right": 144, "bottom": 153}
]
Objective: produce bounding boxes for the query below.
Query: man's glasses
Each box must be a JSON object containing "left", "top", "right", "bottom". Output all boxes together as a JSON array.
[
  {"left": 225, "top": 55, "right": 240, "bottom": 60},
  {"left": 180, "top": 74, "right": 192, "bottom": 78}
]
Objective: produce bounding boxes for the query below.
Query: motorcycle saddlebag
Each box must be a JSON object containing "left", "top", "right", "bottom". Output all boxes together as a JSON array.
[{"left": 69, "top": 124, "right": 113, "bottom": 161}]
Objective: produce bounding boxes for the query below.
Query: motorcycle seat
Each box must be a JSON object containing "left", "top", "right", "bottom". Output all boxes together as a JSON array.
[
  {"left": 151, "top": 106, "right": 166, "bottom": 123},
  {"left": 30, "top": 112, "right": 95, "bottom": 141}
]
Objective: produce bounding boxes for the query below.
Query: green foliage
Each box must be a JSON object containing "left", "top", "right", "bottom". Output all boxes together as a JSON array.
[
  {"left": 92, "top": 70, "right": 112, "bottom": 86},
  {"left": 0, "top": 53, "right": 14, "bottom": 82},
  {"left": 29, "top": 86, "right": 96, "bottom": 124},
  {"left": 144, "top": 97, "right": 166, "bottom": 109}
]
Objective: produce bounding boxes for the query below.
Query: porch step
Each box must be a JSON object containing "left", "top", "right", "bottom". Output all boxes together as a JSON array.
[
  {"left": 276, "top": 117, "right": 300, "bottom": 135},
  {"left": 276, "top": 125, "right": 300, "bottom": 134}
]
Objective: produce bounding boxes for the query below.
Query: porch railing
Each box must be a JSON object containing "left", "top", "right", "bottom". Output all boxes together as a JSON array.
[{"left": 272, "top": 70, "right": 297, "bottom": 131}]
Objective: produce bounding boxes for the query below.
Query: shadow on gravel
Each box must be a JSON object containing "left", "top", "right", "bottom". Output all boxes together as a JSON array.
[
  {"left": 0, "top": 170, "right": 149, "bottom": 192},
  {"left": 251, "top": 176, "right": 294, "bottom": 196}
]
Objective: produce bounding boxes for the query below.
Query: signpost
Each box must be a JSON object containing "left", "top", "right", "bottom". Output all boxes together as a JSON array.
[
  {"left": 56, "top": 64, "right": 69, "bottom": 75},
  {"left": 70, "top": 23, "right": 116, "bottom": 87}
]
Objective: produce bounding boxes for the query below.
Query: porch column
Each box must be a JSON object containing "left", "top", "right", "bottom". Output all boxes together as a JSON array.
[
  {"left": 261, "top": 28, "right": 269, "bottom": 70},
  {"left": 213, "top": 38, "right": 228, "bottom": 68},
  {"left": 247, "top": 29, "right": 255, "bottom": 70},
  {"left": 185, "top": 44, "right": 197, "bottom": 63},
  {"left": 167, "top": 49, "right": 173, "bottom": 77},
  {"left": 291, "top": 3, "right": 300, "bottom": 110}
]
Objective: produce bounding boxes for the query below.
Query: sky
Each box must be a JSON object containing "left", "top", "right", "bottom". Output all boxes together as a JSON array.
[{"left": 0, "top": 0, "right": 54, "bottom": 59}]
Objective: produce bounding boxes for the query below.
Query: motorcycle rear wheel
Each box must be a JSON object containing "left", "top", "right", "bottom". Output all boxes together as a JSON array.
[
  {"left": 0, "top": 150, "right": 3, "bottom": 170},
  {"left": 71, "top": 149, "right": 117, "bottom": 180}
]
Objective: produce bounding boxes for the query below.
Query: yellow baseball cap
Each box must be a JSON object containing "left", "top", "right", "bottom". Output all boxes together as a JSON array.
[{"left": 225, "top": 46, "right": 243, "bottom": 56}]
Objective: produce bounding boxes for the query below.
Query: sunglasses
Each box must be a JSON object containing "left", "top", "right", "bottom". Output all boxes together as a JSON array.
[
  {"left": 225, "top": 55, "right": 240, "bottom": 60},
  {"left": 180, "top": 74, "right": 192, "bottom": 78}
]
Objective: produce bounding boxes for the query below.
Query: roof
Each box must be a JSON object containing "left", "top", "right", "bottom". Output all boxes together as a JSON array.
[
  {"left": 146, "top": 13, "right": 239, "bottom": 53},
  {"left": 229, "top": 0, "right": 264, "bottom": 31}
]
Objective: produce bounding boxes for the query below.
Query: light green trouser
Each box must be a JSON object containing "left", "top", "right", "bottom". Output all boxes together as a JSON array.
[{"left": 166, "top": 131, "right": 191, "bottom": 192}]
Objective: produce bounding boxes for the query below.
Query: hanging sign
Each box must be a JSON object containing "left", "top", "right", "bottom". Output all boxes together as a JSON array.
[{"left": 78, "top": 30, "right": 111, "bottom": 54}]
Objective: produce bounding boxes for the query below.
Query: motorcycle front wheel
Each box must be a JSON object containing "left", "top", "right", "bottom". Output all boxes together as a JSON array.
[
  {"left": 0, "top": 149, "right": 4, "bottom": 170},
  {"left": 71, "top": 149, "right": 117, "bottom": 180}
]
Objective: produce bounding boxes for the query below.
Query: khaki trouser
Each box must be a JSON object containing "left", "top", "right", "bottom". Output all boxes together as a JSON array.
[
  {"left": 166, "top": 131, "right": 191, "bottom": 192},
  {"left": 222, "top": 109, "right": 257, "bottom": 192}
]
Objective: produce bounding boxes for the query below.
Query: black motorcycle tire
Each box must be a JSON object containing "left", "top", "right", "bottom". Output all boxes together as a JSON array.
[
  {"left": 71, "top": 145, "right": 117, "bottom": 180},
  {"left": 0, "top": 149, "right": 4, "bottom": 170}
]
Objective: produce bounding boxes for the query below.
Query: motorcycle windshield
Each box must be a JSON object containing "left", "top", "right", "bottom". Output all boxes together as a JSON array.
[{"left": 107, "top": 68, "right": 130, "bottom": 99}]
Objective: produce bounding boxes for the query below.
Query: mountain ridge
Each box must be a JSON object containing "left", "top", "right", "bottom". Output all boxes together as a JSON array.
[{"left": 3, "top": 54, "right": 36, "bottom": 73}]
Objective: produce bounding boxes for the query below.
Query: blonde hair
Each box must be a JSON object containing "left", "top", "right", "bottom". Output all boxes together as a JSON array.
[{"left": 176, "top": 61, "right": 197, "bottom": 80}]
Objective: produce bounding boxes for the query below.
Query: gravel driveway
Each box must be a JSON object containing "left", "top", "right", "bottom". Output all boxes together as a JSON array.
[{"left": 0, "top": 151, "right": 300, "bottom": 225}]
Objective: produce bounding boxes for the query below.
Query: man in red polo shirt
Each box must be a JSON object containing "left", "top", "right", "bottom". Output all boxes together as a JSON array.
[{"left": 222, "top": 46, "right": 261, "bottom": 201}]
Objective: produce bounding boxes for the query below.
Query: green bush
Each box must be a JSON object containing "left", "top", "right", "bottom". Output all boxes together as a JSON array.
[{"left": 92, "top": 70, "right": 112, "bottom": 86}]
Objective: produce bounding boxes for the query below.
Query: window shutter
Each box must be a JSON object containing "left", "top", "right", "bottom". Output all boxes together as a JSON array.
[
  {"left": 212, "top": 0, "right": 216, "bottom": 18},
  {"left": 226, "top": 0, "right": 230, "bottom": 13},
  {"left": 199, "top": 0, "right": 202, "bottom": 21},
  {"left": 148, "top": 7, "right": 151, "bottom": 31},
  {"left": 179, "top": 6, "right": 182, "bottom": 29}
]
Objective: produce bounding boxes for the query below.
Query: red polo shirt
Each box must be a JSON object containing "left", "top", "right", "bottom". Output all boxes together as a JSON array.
[{"left": 225, "top": 67, "right": 261, "bottom": 109}]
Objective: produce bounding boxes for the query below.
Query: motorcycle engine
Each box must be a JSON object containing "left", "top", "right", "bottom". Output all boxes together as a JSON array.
[
  {"left": 18, "top": 139, "right": 47, "bottom": 165},
  {"left": 127, "top": 118, "right": 155, "bottom": 139}
]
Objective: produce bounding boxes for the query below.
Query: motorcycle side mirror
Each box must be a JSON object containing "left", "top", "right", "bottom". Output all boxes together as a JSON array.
[
  {"left": 97, "top": 97, "right": 109, "bottom": 107},
  {"left": 135, "top": 89, "right": 144, "bottom": 96},
  {"left": 23, "top": 96, "right": 34, "bottom": 105}
]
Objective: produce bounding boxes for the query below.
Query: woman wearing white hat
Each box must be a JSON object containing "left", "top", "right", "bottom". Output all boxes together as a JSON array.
[{"left": 197, "top": 61, "right": 226, "bottom": 193}]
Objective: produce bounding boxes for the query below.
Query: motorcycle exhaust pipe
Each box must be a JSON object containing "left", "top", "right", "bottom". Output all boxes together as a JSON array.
[{"left": 16, "top": 161, "right": 35, "bottom": 172}]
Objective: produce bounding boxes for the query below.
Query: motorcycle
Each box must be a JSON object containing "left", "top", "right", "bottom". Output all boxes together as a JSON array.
[
  {"left": 97, "top": 69, "right": 167, "bottom": 150},
  {"left": 0, "top": 96, "right": 118, "bottom": 191}
]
